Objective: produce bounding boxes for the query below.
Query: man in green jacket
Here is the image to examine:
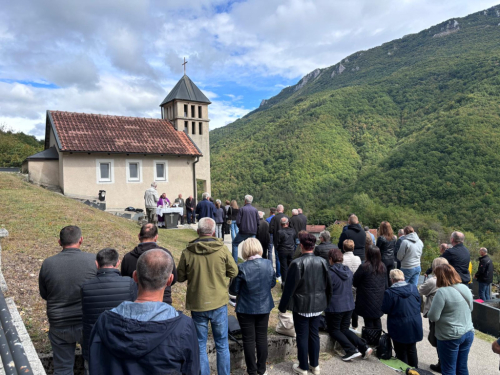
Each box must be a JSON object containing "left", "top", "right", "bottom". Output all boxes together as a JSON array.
[{"left": 177, "top": 217, "right": 238, "bottom": 375}]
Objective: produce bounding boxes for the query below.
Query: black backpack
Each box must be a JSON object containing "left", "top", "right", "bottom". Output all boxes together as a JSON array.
[{"left": 376, "top": 331, "right": 392, "bottom": 360}]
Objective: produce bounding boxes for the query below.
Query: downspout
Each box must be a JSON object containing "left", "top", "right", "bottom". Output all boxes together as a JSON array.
[{"left": 192, "top": 156, "right": 200, "bottom": 201}]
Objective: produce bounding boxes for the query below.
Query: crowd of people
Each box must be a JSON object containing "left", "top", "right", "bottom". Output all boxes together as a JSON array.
[{"left": 38, "top": 196, "right": 497, "bottom": 375}]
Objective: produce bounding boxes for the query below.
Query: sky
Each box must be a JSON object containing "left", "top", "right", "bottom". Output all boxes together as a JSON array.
[{"left": 1, "top": 0, "right": 499, "bottom": 138}]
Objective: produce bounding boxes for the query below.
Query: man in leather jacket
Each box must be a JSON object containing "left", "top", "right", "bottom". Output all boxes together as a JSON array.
[{"left": 278, "top": 232, "right": 331, "bottom": 375}]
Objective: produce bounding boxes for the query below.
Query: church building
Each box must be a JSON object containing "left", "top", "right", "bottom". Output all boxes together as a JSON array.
[{"left": 22, "top": 74, "right": 211, "bottom": 210}]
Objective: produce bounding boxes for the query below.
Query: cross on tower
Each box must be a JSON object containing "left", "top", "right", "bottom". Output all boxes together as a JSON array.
[{"left": 182, "top": 57, "right": 188, "bottom": 75}]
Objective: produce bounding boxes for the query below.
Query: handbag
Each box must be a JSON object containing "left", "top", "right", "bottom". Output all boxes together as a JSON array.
[
  {"left": 428, "top": 321, "right": 437, "bottom": 347},
  {"left": 276, "top": 312, "right": 296, "bottom": 337},
  {"left": 226, "top": 219, "right": 232, "bottom": 225},
  {"left": 361, "top": 326, "right": 382, "bottom": 346},
  {"left": 376, "top": 331, "right": 392, "bottom": 359}
]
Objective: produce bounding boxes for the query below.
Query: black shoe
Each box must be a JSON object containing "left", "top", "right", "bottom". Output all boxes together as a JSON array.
[
  {"left": 342, "top": 351, "right": 362, "bottom": 361},
  {"left": 430, "top": 363, "right": 441, "bottom": 373}
]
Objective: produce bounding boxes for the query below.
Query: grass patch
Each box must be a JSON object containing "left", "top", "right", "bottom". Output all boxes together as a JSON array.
[
  {"left": 0, "top": 173, "right": 282, "bottom": 352},
  {"left": 475, "top": 330, "right": 497, "bottom": 344}
]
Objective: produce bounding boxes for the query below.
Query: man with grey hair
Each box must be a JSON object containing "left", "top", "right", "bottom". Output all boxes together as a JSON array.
[
  {"left": 144, "top": 182, "right": 159, "bottom": 224},
  {"left": 475, "top": 247, "right": 493, "bottom": 300},
  {"left": 232, "top": 194, "right": 260, "bottom": 264},
  {"left": 314, "top": 230, "right": 339, "bottom": 261},
  {"left": 89, "top": 249, "right": 200, "bottom": 375},
  {"left": 290, "top": 209, "right": 305, "bottom": 234},
  {"left": 297, "top": 208, "right": 307, "bottom": 228},
  {"left": 441, "top": 231, "right": 471, "bottom": 284},
  {"left": 195, "top": 192, "right": 215, "bottom": 221},
  {"left": 178, "top": 218, "right": 238, "bottom": 375},
  {"left": 256, "top": 211, "right": 271, "bottom": 258}
]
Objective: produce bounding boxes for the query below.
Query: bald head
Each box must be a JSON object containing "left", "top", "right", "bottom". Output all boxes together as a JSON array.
[
  {"left": 292, "top": 209, "right": 298, "bottom": 216},
  {"left": 136, "top": 249, "right": 173, "bottom": 291},
  {"left": 450, "top": 231, "right": 465, "bottom": 245}
]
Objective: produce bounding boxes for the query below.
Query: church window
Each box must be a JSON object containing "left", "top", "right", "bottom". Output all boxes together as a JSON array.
[
  {"left": 184, "top": 104, "right": 188, "bottom": 117},
  {"left": 126, "top": 160, "right": 142, "bottom": 183},
  {"left": 191, "top": 105, "right": 195, "bottom": 118},
  {"left": 154, "top": 161, "right": 168, "bottom": 182},
  {"left": 199, "top": 122, "right": 203, "bottom": 135},
  {"left": 184, "top": 121, "right": 189, "bottom": 134},
  {"left": 198, "top": 106, "right": 202, "bottom": 118},
  {"left": 192, "top": 122, "right": 196, "bottom": 135},
  {"left": 96, "top": 159, "right": 114, "bottom": 184}
]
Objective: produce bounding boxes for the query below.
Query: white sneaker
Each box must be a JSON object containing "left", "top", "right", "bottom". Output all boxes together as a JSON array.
[
  {"left": 292, "top": 364, "right": 307, "bottom": 375},
  {"left": 309, "top": 365, "right": 320, "bottom": 375},
  {"left": 277, "top": 276, "right": 282, "bottom": 283},
  {"left": 362, "top": 347, "right": 373, "bottom": 359}
]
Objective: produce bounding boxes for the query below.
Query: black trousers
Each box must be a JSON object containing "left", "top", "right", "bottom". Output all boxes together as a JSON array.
[
  {"left": 351, "top": 312, "right": 359, "bottom": 328},
  {"left": 236, "top": 313, "right": 270, "bottom": 375},
  {"left": 383, "top": 258, "right": 394, "bottom": 286},
  {"left": 293, "top": 313, "right": 321, "bottom": 371},
  {"left": 364, "top": 317, "right": 382, "bottom": 329},
  {"left": 326, "top": 311, "right": 368, "bottom": 354},
  {"left": 278, "top": 251, "right": 293, "bottom": 284},
  {"left": 393, "top": 340, "right": 418, "bottom": 368}
]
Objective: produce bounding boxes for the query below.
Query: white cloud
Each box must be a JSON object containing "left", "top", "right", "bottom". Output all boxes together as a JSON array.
[{"left": 0, "top": 0, "right": 499, "bottom": 138}]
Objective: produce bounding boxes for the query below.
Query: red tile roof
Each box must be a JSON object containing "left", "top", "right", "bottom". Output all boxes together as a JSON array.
[
  {"left": 306, "top": 225, "right": 326, "bottom": 233},
  {"left": 48, "top": 110, "right": 202, "bottom": 156}
]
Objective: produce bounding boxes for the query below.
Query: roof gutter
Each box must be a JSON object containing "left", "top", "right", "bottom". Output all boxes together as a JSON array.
[{"left": 192, "top": 156, "right": 200, "bottom": 202}]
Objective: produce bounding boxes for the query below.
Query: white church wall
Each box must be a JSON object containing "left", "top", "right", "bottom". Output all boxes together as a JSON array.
[{"left": 61, "top": 153, "right": 196, "bottom": 210}]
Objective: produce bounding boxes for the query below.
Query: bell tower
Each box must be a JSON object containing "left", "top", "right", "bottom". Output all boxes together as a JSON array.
[{"left": 160, "top": 71, "right": 211, "bottom": 194}]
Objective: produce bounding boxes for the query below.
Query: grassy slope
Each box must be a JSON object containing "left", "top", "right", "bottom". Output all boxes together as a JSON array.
[{"left": 0, "top": 173, "right": 199, "bottom": 352}]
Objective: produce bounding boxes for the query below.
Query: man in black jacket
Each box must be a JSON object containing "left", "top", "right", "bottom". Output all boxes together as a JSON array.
[
  {"left": 186, "top": 195, "right": 195, "bottom": 224},
  {"left": 39, "top": 226, "right": 96, "bottom": 375},
  {"left": 256, "top": 211, "right": 270, "bottom": 258},
  {"left": 314, "top": 230, "right": 339, "bottom": 261},
  {"left": 298, "top": 208, "right": 307, "bottom": 228},
  {"left": 121, "top": 224, "right": 177, "bottom": 304},
  {"left": 442, "top": 231, "right": 471, "bottom": 284},
  {"left": 475, "top": 247, "right": 494, "bottom": 301},
  {"left": 277, "top": 217, "right": 297, "bottom": 285},
  {"left": 81, "top": 248, "right": 137, "bottom": 374},
  {"left": 338, "top": 215, "right": 366, "bottom": 261},
  {"left": 290, "top": 209, "right": 306, "bottom": 234},
  {"left": 279, "top": 232, "right": 331, "bottom": 375},
  {"left": 269, "top": 204, "right": 289, "bottom": 250}
]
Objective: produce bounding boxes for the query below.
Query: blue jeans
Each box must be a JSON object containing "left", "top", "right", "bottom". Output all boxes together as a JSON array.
[
  {"left": 231, "top": 220, "right": 239, "bottom": 241},
  {"left": 478, "top": 282, "right": 491, "bottom": 301},
  {"left": 191, "top": 306, "right": 230, "bottom": 375},
  {"left": 187, "top": 209, "right": 195, "bottom": 224},
  {"left": 232, "top": 233, "right": 255, "bottom": 264},
  {"left": 437, "top": 330, "right": 474, "bottom": 375},
  {"left": 48, "top": 324, "right": 83, "bottom": 375},
  {"left": 402, "top": 266, "right": 421, "bottom": 286}
]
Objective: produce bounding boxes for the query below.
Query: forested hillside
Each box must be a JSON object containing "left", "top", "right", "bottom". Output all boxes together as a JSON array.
[
  {"left": 210, "top": 5, "right": 500, "bottom": 239},
  {"left": 0, "top": 125, "right": 43, "bottom": 167}
]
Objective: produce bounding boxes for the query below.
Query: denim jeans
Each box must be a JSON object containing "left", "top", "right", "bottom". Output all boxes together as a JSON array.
[
  {"left": 191, "top": 305, "right": 230, "bottom": 375},
  {"left": 437, "top": 330, "right": 474, "bottom": 375},
  {"left": 215, "top": 223, "right": 223, "bottom": 238},
  {"left": 402, "top": 266, "right": 421, "bottom": 286},
  {"left": 293, "top": 313, "right": 320, "bottom": 371},
  {"left": 232, "top": 233, "right": 255, "bottom": 264},
  {"left": 478, "top": 282, "right": 491, "bottom": 301},
  {"left": 231, "top": 220, "right": 239, "bottom": 241},
  {"left": 48, "top": 324, "right": 83, "bottom": 375},
  {"left": 187, "top": 209, "right": 195, "bottom": 224}
]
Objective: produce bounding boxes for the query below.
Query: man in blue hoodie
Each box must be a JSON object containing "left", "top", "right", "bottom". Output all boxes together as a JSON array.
[{"left": 89, "top": 249, "right": 200, "bottom": 375}]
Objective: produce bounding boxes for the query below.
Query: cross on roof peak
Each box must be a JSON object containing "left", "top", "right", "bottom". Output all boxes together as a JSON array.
[{"left": 182, "top": 57, "right": 188, "bottom": 75}]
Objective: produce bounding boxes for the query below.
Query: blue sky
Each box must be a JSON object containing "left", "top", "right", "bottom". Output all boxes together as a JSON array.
[{"left": 0, "top": 0, "right": 499, "bottom": 138}]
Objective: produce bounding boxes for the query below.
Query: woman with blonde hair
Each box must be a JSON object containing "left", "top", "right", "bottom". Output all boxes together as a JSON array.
[
  {"left": 376, "top": 221, "right": 397, "bottom": 285},
  {"left": 428, "top": 264, "right": 474, "bottom": 375},
  {"left": 229, "top": 238, "right": 276, "bottom": 375}
]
